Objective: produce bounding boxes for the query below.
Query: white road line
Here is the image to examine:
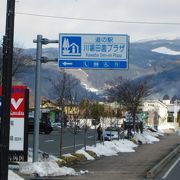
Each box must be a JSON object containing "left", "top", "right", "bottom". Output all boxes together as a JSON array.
[
  {"left": 44, "top": 140, "right": 55, "bottom": 142},
  {"left": 162, "top": 156, "right": 180, "bottom": 179},
  {"left": 88, "top": 136, "right": 93, "bottom": 139},
  {"left": 62, "top": 144, "right": 84, "bottom": 149}
]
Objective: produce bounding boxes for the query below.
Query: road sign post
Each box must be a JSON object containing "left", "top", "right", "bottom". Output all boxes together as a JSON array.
[
  {"left": 59, "top": 33, "right": 129, "bottom": 69},
  {"left": 33, "top": 36, "right": 58, "bottom": 162}
]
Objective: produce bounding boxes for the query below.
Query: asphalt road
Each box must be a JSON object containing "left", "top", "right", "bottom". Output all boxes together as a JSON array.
[
  {"left": 28, "top": 128, "right": 97, "bottom": 156},
  {"left": 164, "top": 160, "right": 180, "bottom": 180},
  {"left": 165, "top": 159, "right": 180, "bottom": 180},
  {"left": 155, "top": 156, "right": 180, "bottom": 180}
]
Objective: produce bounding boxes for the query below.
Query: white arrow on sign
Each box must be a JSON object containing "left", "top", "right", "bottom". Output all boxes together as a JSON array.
[
  {"left": 11, "top": 98, "right": 23, "bottom": 110},
  {"left": 63, "top": 62, "right": 73, "bottom": 66}
]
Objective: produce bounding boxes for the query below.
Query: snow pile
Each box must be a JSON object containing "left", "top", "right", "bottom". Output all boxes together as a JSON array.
[
  {"left": 143, "top": 126, "right": 164, "bottom": 137},
  {"left": 86, "top": 139, "right": 137, "bottom": 157},
  {"left": 158, "top": 123, "right": 175, "bottom": 133},
  {"left": 86, "top": 142, "right": 117, "bottom": 157},
  {"left": 143, "top": 132, "right": 160, "bottom": 143},
  {"left": 19, "top": 161, "right": 77, "bottom": 177},
  {"left": 133, "top": 132, "right": 159, "bottom": 144},
  {"left": 146, "top": 129, "right": 164, "bottom": 137},
  {"left": 28, "top": 148, "right": 60, "bottom": 162},
  {"left": 76, "top": 149, "right": 95, "bottom": 160},
  {"left": 79, "top": 170, "right": 89, "bottom": 175},
  {"left": 18, "top": 149, "right": 76, "bottom": 177},
  {"left": 8, "top": 170, "right": 24, "bottom": 180},
  {"left": 113, "top": 139, "right": 138, "bottom": 152},
  {"left": 63, "top": 153, "right": 75, "bottom": 158}
]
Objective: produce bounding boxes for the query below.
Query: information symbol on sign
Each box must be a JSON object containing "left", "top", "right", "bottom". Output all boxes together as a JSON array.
[{"left": 61, "top": 36, "right": 81, "bottom": 56}]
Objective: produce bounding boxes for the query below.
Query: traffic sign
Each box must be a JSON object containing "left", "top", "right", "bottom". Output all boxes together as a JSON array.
[{"left": 59, "top": 33, "right": 129, "bottom": 69}]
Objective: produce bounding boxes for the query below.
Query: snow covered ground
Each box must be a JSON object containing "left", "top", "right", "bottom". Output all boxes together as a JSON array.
[
  {"left": 158, "top": 123, "right": 176, "bottom": 132},
  {"left": 8, "top": 128, "right": 165, "bottom": 180}
]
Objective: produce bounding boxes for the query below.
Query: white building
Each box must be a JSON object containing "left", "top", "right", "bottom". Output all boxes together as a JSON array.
[
  {"left": 163, "top": 99, "right": 180, "bottom": 128},
  {"left": 142, "top": 99, "right": 180, "bottom": 128},
  {"left": 142, "top": 100, "right": 168, "bottom": 126}
]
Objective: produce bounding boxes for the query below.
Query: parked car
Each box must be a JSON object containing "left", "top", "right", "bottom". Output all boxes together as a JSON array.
[
  {"left": 102, "top": 127, "right": 119, "bottom": 141},
  {"left": 28, "top": 117, "right": 53, "bottom": 134}
]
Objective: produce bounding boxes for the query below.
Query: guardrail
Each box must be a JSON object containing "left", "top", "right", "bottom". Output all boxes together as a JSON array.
[{"left": 146, "top": 144, "right": 180, "bottom": 178}]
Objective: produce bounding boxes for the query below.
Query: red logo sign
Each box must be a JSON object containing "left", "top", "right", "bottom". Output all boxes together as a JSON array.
[{"left": 0, "top": 86, "right": 27, "bottom": 118}]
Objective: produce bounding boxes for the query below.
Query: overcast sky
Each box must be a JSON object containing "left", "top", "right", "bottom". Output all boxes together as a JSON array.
[{"left": 1, "top": 0, "right": 180, "bottom": 48}]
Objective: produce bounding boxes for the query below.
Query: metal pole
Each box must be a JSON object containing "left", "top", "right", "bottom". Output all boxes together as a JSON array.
[
  {"left": 59, "top": 109, "right": 64, "bottom": 157},
  {"left": 33, "top": 35, "right": 42, "bottom": 162},
  {"left": 32, "top": 37, "right": 58, "bottom": 160},
  {"left": 94, "top": 124, "right": 97, "bottom": 147},
  {"left": 174, "top": 99, "right": 178, "bottom": 130},
  {"left": 84, "top": 119, "right": 87, "bottom": 150},
  {"left": 0, "top": 0, "right": 15, "bottom": 179}
]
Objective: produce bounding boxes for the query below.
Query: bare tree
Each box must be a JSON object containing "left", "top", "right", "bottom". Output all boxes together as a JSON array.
[
  {"left": 79, "top": 100, "right": 105, "bottom": 147},
  {"left": 79, "top": 99, "right": 91, "bottom": 150},
  {"left": 89, "top": 102, "right": 105, "bottom": 145},
  {"left": 0, "top": 45, "right": 33, "bottom": 84},
  {"left": 12, "top": 47, "right": 33, "bottom": 77},
  {"left": 50, "top": 70, "right": 79, "bottom": 156},
  {"left": 66, "top": 92, "right": 82, "bottom": 153},
  {"left": 106, "top": 77, "right": 151, "bottom": 133}
]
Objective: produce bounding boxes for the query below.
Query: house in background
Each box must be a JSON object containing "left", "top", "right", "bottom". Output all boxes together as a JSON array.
[
  {"left": 142, "top": 96, "right": 180, "bottom": 129},
  {"left": 41, "top": 98, "right": 61, "bottom": 125},
  {"left": 142, "top": 100, "right": 168, "bottom": 128},
  {"left": 162, "top": 95, "right": 180, "bottom": 127},
  {"left": 29, "top": 96, "right": 62, "bottom": 126}
]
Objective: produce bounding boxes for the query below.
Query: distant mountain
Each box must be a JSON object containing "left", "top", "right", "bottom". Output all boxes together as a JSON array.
[
  {"left": 22, "top": 39, "right": 180, "bottom": 100},
  {"left": 136, "top": 61, "right": 180, "bottom": 99},
  {"left": 130, "top": 39, "right": 180, "bottom": 68},
  {"left": 15, "top": 63, "right": 100, "bottom": 102}
]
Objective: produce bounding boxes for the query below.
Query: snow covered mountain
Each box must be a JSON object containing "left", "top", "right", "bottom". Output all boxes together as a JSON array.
[{"left": 21, "top": 39, "right": 180, "bottom": 100}]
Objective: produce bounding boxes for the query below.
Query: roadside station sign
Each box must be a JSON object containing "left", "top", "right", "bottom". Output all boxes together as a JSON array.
[{"left": 59, "top": 33, "right": 129, "bottom": 69}]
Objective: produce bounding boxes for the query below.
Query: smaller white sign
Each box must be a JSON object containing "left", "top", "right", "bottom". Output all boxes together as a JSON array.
[{"left": 9, "top": 118, "right": 24, "bottom": 151}]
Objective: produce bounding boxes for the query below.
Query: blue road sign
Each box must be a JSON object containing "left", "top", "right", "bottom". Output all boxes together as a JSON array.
[{"left": 59, "top": 33, "right": 129, "bottom": 69}]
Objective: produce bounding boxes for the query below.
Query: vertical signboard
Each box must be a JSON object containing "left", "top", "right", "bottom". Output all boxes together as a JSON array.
[
  {"left": 10, "top": 86, "right": 26, "bottom": 151},
  {"left": 0, "top": 86, "right": 28, "bottom": 161}
]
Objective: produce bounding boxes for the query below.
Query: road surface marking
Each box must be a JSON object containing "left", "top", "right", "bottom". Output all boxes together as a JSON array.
[
  {"left": 88, "top": 136, "right": 94, "bottom": 139},
  {"left": 162, "top": 156, "right": 180, "bottom": 179},
  {"left": 44, "top": 140, "right": 55, "bottom": 142},
  {"left": 62, "top": 144, "right": 84, "bottom": 149}
]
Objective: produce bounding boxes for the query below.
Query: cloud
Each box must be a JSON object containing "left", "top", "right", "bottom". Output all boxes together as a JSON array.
[{"left": 1, "top": 0, "right": 180, "bottom": 48}]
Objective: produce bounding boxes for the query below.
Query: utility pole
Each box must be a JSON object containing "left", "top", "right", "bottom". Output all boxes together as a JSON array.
[{"left": 0, "top": 0, "right": 16, "bottom": 180}]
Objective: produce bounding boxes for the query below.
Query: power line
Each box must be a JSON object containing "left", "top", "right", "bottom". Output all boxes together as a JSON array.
[{"left": 16, "top": 12, "right": 180, "bottom": 26}]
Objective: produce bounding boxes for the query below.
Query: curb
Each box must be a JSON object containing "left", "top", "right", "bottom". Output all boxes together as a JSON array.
[{"left": 146, "top": 144, "right": 180, "bottom": 178}]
